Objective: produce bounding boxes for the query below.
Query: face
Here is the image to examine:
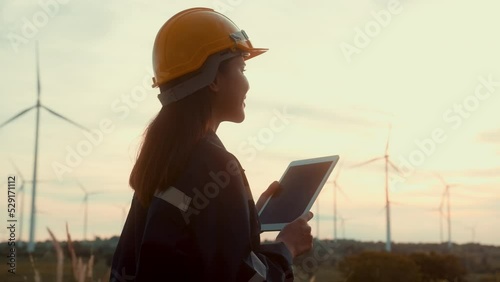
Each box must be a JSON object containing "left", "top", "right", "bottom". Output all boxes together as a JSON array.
[{"left": 210, "top": 56, "right": 249, "bottom": 124}]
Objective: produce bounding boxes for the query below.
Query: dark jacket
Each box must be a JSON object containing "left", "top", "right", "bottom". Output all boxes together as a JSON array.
[{"left": 110, "top": 131, "right": 294, "bottom": 281}]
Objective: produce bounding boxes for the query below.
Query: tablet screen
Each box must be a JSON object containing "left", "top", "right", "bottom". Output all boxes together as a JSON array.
[{"left": 259, "top": 160, "right": 333, "bottom": 225}]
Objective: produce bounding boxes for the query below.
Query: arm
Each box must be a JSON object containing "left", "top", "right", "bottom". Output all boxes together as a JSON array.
[
  {"left": 188, "top": 158, "right": 294, "bottom": 281},
  {"left": 133, "top": 152, "right": 295, "bottom": 281}
]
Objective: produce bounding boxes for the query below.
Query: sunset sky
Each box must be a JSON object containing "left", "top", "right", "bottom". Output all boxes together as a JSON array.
[{"left": 1, "top": 0, "right": 499, "bottom": 247}]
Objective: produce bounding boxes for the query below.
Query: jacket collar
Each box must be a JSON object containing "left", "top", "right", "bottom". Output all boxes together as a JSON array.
[{"left": 204, "top": 130, "right": 226, "bottom": 151}]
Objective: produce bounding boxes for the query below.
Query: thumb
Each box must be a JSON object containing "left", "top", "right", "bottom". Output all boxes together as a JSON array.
[
  {"left": 300, "top": 211, "right": 314, "bottom": 222},
  {"left": 265, "top": 181, "right": 281, "bottom": 195}
]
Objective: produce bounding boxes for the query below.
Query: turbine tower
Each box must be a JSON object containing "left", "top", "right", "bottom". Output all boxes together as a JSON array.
[
  {"left": 351, "top": 125, "right": 400, "bottom": 252},
  {"left": 338, "top": 214, "right": 352, "bottom": 239},
  {"left": 435, "top": 174, "right": 459, "bottom": 250},
  {"left": 76, "top": 180, "right": 102, "bottom": 241},
  {"left": 437, "top": 187, "right": 446, "bottom": 243},
  {"left": 332, "top": 166, "right": 349, "bottom": 242},
  {"left": 0, "top": 42, "right": 89, "bottom": 252},
  {"left": 465, "top": 225, "right": 476, "bottom": 243},
  {"left": 428, "top": 205, "right": 444, "bottom": 244},
  {"left": 114, "top": 205, "right": 128, "bottom": 227}
]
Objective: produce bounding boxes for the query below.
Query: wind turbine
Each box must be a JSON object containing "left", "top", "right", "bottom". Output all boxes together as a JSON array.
[
  {"left": 435, "top": 174, "right": 459, "bottom": 250},
  {"left": 428, "top": 206, "right": 444, "bottom": 244},
  {"left": 350, "top": 124, "right": 401, "bottom": 252},
  {"left": 114, "top": 204, "right": 128, "bottom": 227},
  {"left": 465, "top": 225, "right": 476, "bottom": 243},
  {"left": 76, "top": 180, "right": 102, "bottom": 241},
  {"left": 332, "top": 166, "right": 349, "bottom": 242},
  {"left": 437, "top": 187, "right": 447, "bottom": 243},
  {"left": 338, "top": 214, "right": 352, "bottom": 239},
  {"left": 0, "top": 42, "right": 90, "bottom": 252}
]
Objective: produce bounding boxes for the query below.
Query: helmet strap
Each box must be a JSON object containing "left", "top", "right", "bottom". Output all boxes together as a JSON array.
[{"left": 158, "top": 51, "right": 242, "bottom": 106}]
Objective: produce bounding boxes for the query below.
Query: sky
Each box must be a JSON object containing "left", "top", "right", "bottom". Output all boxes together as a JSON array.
[{"left": 0, "top": 0, "right": 499, "bottom": 247}]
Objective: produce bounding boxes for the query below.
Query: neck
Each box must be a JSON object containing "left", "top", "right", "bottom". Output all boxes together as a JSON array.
[{"left": 208, "top": 118, "right": 220, "bottom": 132}]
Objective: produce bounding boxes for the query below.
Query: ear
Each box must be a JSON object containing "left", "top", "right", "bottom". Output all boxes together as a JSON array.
[{"left": 209, "top": 73, "right": 221, "bottom": 93}]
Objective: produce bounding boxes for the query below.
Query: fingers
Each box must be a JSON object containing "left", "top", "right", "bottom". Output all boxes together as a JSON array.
[
  {"left": 300, "top": 211, "right": 314, "bottom": 222},
  {"left": 265, "top": 181, "right": 281, "bottom": 195},
  {"left": 269, "top": 180, "right": 280, "bottom": 190}
]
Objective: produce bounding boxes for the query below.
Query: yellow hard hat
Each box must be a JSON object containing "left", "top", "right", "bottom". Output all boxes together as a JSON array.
[{"left": 152, "top": 7, "right": 268, "bottom": 106}]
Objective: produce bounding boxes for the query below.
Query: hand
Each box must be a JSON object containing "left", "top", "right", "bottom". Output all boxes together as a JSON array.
[
  {"left": 276, "top": 211, "right": 314, "bottom": 258},
  {"left": 255, "top": 181, "right": 281, "bottom": 212}
]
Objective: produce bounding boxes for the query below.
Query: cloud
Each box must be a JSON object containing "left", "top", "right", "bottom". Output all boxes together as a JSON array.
[
  {"left": 479, "top": 128, "right": 500, "bottom": 144},
  {"left": 249, "top": 99, "right": 384, "bottom": 129},
  {"left": 451, "top": 167, "right": 500, "bottom": 180}
]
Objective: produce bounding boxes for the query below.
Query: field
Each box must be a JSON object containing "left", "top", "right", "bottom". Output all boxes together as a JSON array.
[{"left": 2, "top": 238, "right": 500, "bottom": 282}]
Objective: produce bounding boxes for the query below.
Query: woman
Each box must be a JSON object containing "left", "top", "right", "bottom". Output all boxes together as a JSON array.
[{"left": 110, "top": 7, "right": 313, "bottom": 281}]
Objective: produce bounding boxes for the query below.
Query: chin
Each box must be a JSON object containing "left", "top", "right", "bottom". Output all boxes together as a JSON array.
[
  {"left": 234, "top": 115, "right": 245, "bottom": 123},
  {"left": 231, "top": 112, "right": 245, "bottom": 123}
]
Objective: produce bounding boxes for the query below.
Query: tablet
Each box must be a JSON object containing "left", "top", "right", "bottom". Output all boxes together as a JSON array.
[{"left": 258, "top": 155, "right": 340, "bottom": 231}]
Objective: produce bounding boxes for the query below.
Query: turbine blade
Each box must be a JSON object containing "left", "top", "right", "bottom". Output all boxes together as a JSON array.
[
  {"left": 8, "top": 158, "right": 25, "bottom": 182},
  {"left": 385, "top": 124, "right": 392, "bottom": 155},
  {"left": 388, "top": 160, "right": 402, "bottom": 175},
  {"left": 75, "top": 179, "right": 86, "bottom": 194},
  {"left": 438, "top": 190, "right": 446, "bottom": 210},
  {"left": 333, "top": 165, "right": 343, "bottom": 181},
  {"left": 377, "top": 206, "right": 386, "bottom": 215},
  {"left": 0, "top": 106, "right": 36, "bottom": 129},
  {"left": 36, "top": 40, "right": 41, "bottom": 98},
  {"left": 337, "top": 184, "right": 351, "bottom": 202},
  {"left": 426, "top": 207, "right": 440, "bottom": 212},
  {"left": 434, "top": 173, "right": 447, "bottom": 187},
  {"left": 41, "top": 105, "right": 91, "bottom": 132},
  {"left": 32, "top": 179, "right": 60, "bottom": 183},
  {"left": 350, "top": 157, "right": 383, "bottom": 168}
]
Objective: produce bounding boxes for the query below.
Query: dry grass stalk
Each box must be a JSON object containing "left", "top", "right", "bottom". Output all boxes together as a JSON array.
[
  {"left": 29, "top": 253, "right": 42, "bottom": 282},
  {"left": 87, "top": 254, "right": 95, "bottom": 279},
  {"left": 66, "top": 222, "right": 80, "bottom": 281},
  {"left": 67, "top": 222, "right": 97, "bottom": 282},
  {"left": 47, "top": 227, "right": 64, "bottom": 282},
  {"left": 77, "top": 257, "right": 87, "bottom": 282},
  {"left": 101, "top": 267, "right": 112, "bottom": 282}
]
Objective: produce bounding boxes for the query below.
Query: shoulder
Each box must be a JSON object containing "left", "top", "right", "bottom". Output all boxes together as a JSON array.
[
  {"left": 158, "top": 131, "right": 245, "bottom": 203},
  {"left": 192, "top": 131, "right": 242, "bottom": 176}
]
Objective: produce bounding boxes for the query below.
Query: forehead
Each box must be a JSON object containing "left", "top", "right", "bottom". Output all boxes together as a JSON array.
[
  {"left": 218, "top": 55, "right": 245, "bottom": 73},
  {"left": 228, "top": 55, "right": 245, "bottom": 66}
]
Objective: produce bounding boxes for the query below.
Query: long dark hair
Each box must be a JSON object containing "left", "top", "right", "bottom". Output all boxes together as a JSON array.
[{"left": 129, "top": 86, "right": 214, "bottom": 207}]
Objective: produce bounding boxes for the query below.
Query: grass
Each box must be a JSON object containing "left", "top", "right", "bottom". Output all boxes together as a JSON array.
[{"left": 2, "top": 224, "right": 110, "bottom": 282}]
